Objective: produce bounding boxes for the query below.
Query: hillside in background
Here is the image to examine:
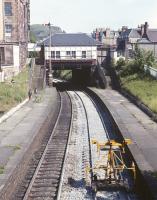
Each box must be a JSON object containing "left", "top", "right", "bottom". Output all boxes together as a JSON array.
[{"left": 30, "top": 24, "right": 64, "bottom": 42}]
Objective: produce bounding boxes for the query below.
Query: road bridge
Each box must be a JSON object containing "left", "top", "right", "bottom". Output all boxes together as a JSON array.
[{"left": 41, "top": 33, "right": 101, "bottom": 84}]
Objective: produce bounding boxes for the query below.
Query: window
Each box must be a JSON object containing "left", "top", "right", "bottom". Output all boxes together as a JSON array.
[
  {"left": 56, "top": 51, "right": 60, "bottom": 59},
  {"left": 5, "top": 24, "right": 12, "bottom": 33},
  {"left": 72, "top": 51, "right": 76, "bottom": 58},
  {"left": 87, "top": 51, "right": 92, "bottom": 58},
  {"left": 82, "top": 51, "right": 86, "bottom": 58},
  {"left": 0, "top": 47, "right": 5, "bottom": 65},
  {"left": 4, "top": 2, "right": 12, "bottom": 16},
  {"left": 51, "top": 51, "right": 55, "bottom": 59},
  {"left": 66, "top": 51, "right": 70, "bottom": 57}
]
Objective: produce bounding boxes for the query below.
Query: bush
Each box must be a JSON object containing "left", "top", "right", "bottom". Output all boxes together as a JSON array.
[
  {"left": 134, "top": 44, "right": 155, "bottom": 71},
  {"left": 29, "top": 51, "right": 38, "bottom": 58},
  {"left": 117, "top": 45, "right": 156, "bottom": 77},
  {"left": 116, "top": 58, "right": 126, "bottom": 71}
]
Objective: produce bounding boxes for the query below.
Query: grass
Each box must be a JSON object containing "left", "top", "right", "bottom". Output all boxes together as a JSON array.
[
  {"left": 0, "top": 67, "right": 28, "bottom": 113},
  {"left": 120, "top": 73, "right": 157, "bottom": 113},
  {"left": 0, "top": 166, "right": 4, "bottom": 174},
  {"left": 54, "top": 70, "right": 72, "bottom": 81}
]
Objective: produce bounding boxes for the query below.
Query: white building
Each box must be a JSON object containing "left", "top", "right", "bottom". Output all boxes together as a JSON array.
[{"left": 43, "top": 33, "right": 98, "bottom": 69}]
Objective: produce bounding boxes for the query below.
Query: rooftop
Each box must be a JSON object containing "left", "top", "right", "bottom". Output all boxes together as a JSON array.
[{"left": 43, "top": 33, "right": 100, "bottom": 47}]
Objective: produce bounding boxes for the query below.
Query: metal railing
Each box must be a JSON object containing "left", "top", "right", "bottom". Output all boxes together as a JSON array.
[{"left": 144, "top": 65, "right": 157, "bottom": 79}]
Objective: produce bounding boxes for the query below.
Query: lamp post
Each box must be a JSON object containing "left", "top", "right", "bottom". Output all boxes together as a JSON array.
[
  {"left": 45, "top": 22, "right": 53, "bottom": 86},
  {"left": 0, "top": 48, "right": 2, "bottom": 72}
]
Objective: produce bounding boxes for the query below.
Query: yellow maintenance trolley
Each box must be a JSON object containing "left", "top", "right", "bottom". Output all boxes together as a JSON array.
[{"left": 86, "top": 138, "right": 136, "bottom": 192}]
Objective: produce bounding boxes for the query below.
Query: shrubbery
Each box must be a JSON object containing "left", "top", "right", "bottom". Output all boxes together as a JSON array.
[
  {"left": 114, "top": 45, "right": 157, "bottom": 114},
  {"left": 115, "top": 45, "right": 155, "bottom": 77}
]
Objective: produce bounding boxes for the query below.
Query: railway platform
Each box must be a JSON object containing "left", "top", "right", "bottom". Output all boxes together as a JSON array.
[
  {"left": 0, "top": 87, "right": 59, "bottom": 199},
  {"left": 89, "top": 87, "right": 157, "bottom": 199}
]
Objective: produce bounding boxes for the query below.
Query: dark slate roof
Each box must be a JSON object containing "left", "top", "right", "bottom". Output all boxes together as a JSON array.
[
  {"left": 129, "top": 29, "right": 141, "bottom": 38},
  {"left": 147, "top": 30, "right": 157, "bottom": 42},
  {"left": 120, "top": 29, "right": 141, "bottom": 38},
  {"left": 120, "top": 29, "right": 132, "bottom": 38},
  {"left": 43, "top": 33, "right": 100, "bottom": 46}
]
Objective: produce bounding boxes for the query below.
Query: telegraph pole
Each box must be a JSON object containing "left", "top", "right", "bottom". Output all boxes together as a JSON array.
[
  {"left": 47, "top": 22, "right": 53, "bottom": 86},
  {"left": 0, "top": 48, "right": 2, "bottom": 72}
]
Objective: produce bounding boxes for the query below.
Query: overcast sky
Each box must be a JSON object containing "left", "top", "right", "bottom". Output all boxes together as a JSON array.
[{"left": 30, "top": 0, "right": 157, "bottom": 33}]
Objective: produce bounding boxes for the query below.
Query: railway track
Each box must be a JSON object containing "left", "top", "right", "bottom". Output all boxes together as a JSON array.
[
  {"left": 13, "top": 86, "right": 139, "bottom": 200},
  {"left": 59, "top": 90, "right": 138, "bottom": 200},
  {"left": 22, "top": 91, "right": 72, "bottom": 200}
]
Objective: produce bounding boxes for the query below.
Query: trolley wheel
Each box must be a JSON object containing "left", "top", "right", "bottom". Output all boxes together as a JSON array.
[{"left": 91, "top": 181, "right": 98, "bottom": 193}]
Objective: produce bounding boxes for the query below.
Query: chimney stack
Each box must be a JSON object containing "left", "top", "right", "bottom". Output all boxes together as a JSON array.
[
  {"left": 144, "top": 22, "right": 149, "bottom": 37},
  {"left": 140, "top": 24, "right": 144, "bottom": 36}
]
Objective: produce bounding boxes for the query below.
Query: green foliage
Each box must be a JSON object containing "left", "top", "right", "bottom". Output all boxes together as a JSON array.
[
  {"left": 111, "top": 58, "right": 116, "bottom": 68},
  {"left": 0, "top": 166, "right": 4, "bottom": 174},
  {"left": 0, "top": 67, "right": 28, "bottom": 113},
  {"left": 30, "top": 24, "right": 63, "bottom": 41},
  {"left": 115, "top": 58, "right": 126, "bottom": 71},
  {"left": 117, "top": 45, "right": 155, "bottom": 77},
  {"left": 29, "top": 51, "right": 38, "bottom": 58},
  {"left": 121, "top": 73, "right": 157, "bottom": 113},
  {"left": 54, "top": 70, "right": 72, "bottom": 81},
  {"left": 116, "top": 45, "right": 157, "bottom": 114},
  {"left": 134, "top": 44, "right": 155, "bottom": 70},
  {"left": 30, "top": 31, "right": 37, "bottom": 43}
]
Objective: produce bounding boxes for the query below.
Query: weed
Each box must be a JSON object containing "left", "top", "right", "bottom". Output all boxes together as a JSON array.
[
  {"left": 0, "top": 67, "right": 28, "bottom": 113},
  {"left": 0, "top": 166, "right": 4, "bottom": 174},
  {"left": 121, "top": 73, "right": 157, "bottom": 113}
]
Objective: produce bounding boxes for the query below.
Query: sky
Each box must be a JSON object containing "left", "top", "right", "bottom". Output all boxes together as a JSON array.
[{"left": 30, "top": 0, "right": 157, "bottom": 33}]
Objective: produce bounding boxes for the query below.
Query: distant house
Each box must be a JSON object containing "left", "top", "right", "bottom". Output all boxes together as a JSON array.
[
  {"left": 43, "top": 33, "right": 99, "bottom": 69},
  {"left": 137, "top": 28, "right": 157, "bottom": 58},
  {"left": 117, "top": 22, "right": 157, "bottom": 59},
  {"left": 92, "top": 28, "right": 119, "bottom": 48}
]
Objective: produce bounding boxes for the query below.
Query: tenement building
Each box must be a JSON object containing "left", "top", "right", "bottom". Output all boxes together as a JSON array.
[{"left": 0, "top": 0, "right": 30, "bottom": 79}]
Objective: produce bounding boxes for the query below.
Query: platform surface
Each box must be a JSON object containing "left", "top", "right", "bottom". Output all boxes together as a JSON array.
[
  {"left": 0, "top": 87, "right": 59, "bottom": 192},
  {"left": 91, "top": 88, "right": 157, "bottom": 172}
]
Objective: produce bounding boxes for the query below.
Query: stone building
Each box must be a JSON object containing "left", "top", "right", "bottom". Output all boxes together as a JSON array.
[
  {"left": 117, "top": 22, "right": 157, "bottom": 59},
  {"left": 0, "top": 0, "right": 30, "bottom": 79}
]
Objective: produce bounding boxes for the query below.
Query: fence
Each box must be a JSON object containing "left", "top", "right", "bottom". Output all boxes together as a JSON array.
[{"left": 144, "top": 65, "right": 157, "bottom": 79}]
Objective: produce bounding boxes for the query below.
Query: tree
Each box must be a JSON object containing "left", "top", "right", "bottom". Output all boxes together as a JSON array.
[{"left": 134, "top": 44, "right": 155, "bottom": 71}]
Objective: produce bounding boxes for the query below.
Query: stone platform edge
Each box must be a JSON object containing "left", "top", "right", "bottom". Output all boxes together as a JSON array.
[
  {"left": 87, "top": 87, "right": 156, "bottom": 200},
  {"left": 0, "top": 98, "right": 29, "bottom": 124}
]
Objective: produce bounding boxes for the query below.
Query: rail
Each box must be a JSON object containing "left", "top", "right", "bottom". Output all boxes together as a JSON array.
[
  {"left": 47, "top": 55, "right": 95, "bottom": 60},
  {"left": 61, "top": 90, "right": 138, "bottom": 199},
  {"left": 23, "top": 91, "right": 72, "bottom": 200}
]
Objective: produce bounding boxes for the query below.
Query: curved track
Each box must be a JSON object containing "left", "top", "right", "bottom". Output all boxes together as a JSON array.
[
  {"left": 59, "top": 90, "right": 138, "bottom": 200},
  {"left": 23, "top": 91, "right": 72, "bottom": 200}
]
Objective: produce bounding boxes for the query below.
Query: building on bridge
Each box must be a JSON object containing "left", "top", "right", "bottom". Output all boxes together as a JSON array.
[
  {"left": 43, "top": 33, "right": 100, "bottom": 70},
  {"left": 41, "top": 33, "right": 101, "bottom": 85}
]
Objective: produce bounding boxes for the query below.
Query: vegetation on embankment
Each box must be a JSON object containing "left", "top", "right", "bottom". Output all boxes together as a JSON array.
[
  {"left": 114, "top": 45, "right": 157, "bottom": 113},
  {"left": 54, "top": 70, "right": 72, "bottom": 81},
  {"left": 120, "top": 73, "right": 157, "bottom": 113},
  {"left": 0, "top": 67, "right": 28, "bottom": 114}
]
